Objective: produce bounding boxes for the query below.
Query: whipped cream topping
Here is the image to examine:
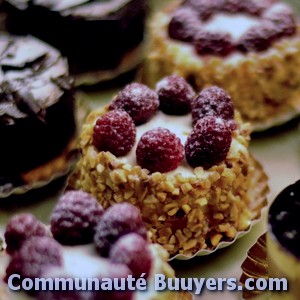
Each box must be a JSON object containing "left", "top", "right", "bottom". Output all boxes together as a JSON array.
[{"left": 203, "top": 13, "right": 260, "bottom": 42}]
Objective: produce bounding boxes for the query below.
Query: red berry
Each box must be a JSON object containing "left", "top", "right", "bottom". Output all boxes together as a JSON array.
[
  {"left": 194, "top": 31, "right": 234, "bottom": 56},
  {"left": 93, "top": 110, "right": 136, "bottom": 157},
  {"left": 264, "top": 4, "right": 297, "bottom": 37},
  {"left": 185, "top": 116, "right": 232, "bottom": 169},
  {"left": 156, "top": 75, "right": 195, "bottom": 115},
  {"left": 192, "top": 86, "right": 234, "bottom": 125},
  {"left": 168, "top": 7, "right": 201, "bottom": 42},
  {"left": 136, "top": 128, "right": 184, "bottom": 173},
  {"left": 238, "top": 21, "right": 278, "bottom": 52},
  {"left": 5, "top": 213, "right": 49, "bottom": 255},
  {"left": 5, "top": 237, "right": 63, "bottom": 286},
  {"left": 240, "top": 0, "right": 274, "bottom": 16},
  {"left": 94, "top": 203, "right": 147, "bottom": 257},
  {"left": 222, "top": 0, "right": 241, "bottom": 13},
  {"left": 109, "top": 83, "right": 159, "bottom": 125},
  {"left": 93, "top": 264, "right": 133, "bottom": 300},
  {"left": 183, "top": 0, "right": 217, "bottom": 20},
  {"left": 109, "top": 233, "right": 152, "bottom": 279},
  {"left": 50, "top": 191, "right": 104, "bottom": 245}
]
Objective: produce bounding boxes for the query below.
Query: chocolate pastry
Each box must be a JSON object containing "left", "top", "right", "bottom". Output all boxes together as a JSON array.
[
  {"left": 3, "top": 0, "right": 146, "bottom": 83},
  {"left": 0, "top": 34, "right": 76, "bottom": 186}
]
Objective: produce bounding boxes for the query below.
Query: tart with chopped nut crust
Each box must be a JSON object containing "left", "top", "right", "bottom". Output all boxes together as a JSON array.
[
  {"left": 69, "top": 78, "right": 268, "bottom": 257},
  {"left": 143, "top": 0, "right": 300, "bottom": 130}
]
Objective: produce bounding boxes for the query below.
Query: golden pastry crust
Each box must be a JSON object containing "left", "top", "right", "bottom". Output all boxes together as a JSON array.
[
  {"left": 70, "top": 105, "right": 255, "bottom": 257},
  {"left": 143, "top": 2, "right": 300, "bottom": 126}
]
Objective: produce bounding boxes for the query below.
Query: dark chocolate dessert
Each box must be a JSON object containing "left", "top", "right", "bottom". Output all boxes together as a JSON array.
[
  {"left": 0, "top": 34, "right": 76, "bottom": 190},
  {"left": 267, "top": 180, "right": 300, "bottom": 298},
  {"left": 3, "top": 0, "right": 146, "bottom": 85}
]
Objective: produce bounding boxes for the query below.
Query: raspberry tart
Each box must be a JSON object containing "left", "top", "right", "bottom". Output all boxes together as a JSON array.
[
  {"left": 0, "top": 34, "right": 76, "bottom": 196},
  {"left": 3, "top": 0, "right": 146, "bottom": 86},
  {"left": 144, "top": 0, "right": 300, "bottom": 130},
  {"left": 0, "top": 191, "right": 191, "bottom": 300},
  {"left": 69, "top": 76, "right": 268, "bottom": 257}
]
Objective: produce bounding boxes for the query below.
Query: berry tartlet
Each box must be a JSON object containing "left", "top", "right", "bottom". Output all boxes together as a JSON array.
[
  {"left": 144, "top": 0, "right": 300, "bottom": 130},
  {"left": 0, "top": 34, "right": 76, "bottom": 195},
  {"left": 3, "top": 0, "right": 146, "bottom": 86},
  {"left": 0, "top": 191, "right": 191, "bottom": 300},
  {"left": 69, "top": 76, "right": 268, "bottom": 257}
]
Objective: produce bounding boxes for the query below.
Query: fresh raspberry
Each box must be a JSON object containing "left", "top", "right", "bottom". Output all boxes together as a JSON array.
[
  {"left": 221, "top": 0, "right": 241, "bottom": 13},
  {"left": 109, "top": 83, "right": 159, "bottom": 125},
  {"left": 240, "top": 0, "right": 274, "bottom": 16},
  {"left": 93, "top": 110, "right": 136, "bottom": 157},
  {"left": 238, "top": 21, "right": 279, "bottom": 52},
  {"left": 50, "top": 191, "right": 104, "bottom": 245},
  {"left": 136, "top": 128, "right": 184, "bottom": 173},
  {"left": 183, "top": 0, "right": 217, "bottom": 20},
  {"left": 94, "top": 203, "right": 147, "bottom": 257},
  {"left": 264, "top": 4, "right": 296, "bottom": 37},
  {"left": 5, "top": 237, "right": 63, "bottom": 286},
  {"left": 168, "top": 7, "right": 201, "bottom": 42},
  {"left": 110, "top": 233, "right": 152, "bottom": 279},
  {"left": 185, "top": 116, "right": 232, "bottom": 169},
  {"left": 93, "top": 264, "right": 133, "bottom": 300},
  {"left": 5, "top": 213, "right": 49, "bottom": 255},
  {"left": 194, "top": 31, "right": 234, "bottom": 56},
  {"left": 192, "top": 86, "right": 234, "bottom": 125},
  {"left": 156, "top": 75, "right": 195, "bottom": 115}
]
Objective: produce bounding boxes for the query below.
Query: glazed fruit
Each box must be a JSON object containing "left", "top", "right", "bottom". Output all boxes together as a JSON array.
[
  {"left": 156, "top": 75, "right": 195, "bottom": 115},
  {"left": 136, "top": 128, "right": 184, "bottom": 173},
  {"left": 194, "top": 31, "right": 234, "bottom": 56},
  {"left": 185, "top": 116, "right": 232, "bottom": 169},
  {"left": 5, "top": 236, "right": 63, "bottom": 284},
  {"left": 192, "top": 86, "right": 234, "bottom": 125},
  {"left": 50, "top": 191, "right": 104, "bottom": 245},
  {"left": 93, "top": 110, "right": 136, "bottom": 157},
  {"left": 110, "top": 233, "right": 152, "bottom": 279},
  {"left": 109, "top": 83, "right": 159, "bottom": 125},
  {"left": 168, "top": 7, "right": 200, "bottom": 42},
  {"left": 5, "top": 213, "right": 49, "bottom": 255},
  {"left": 94, "top": 203, "right": 147, "bottom": 256},
  {"left": 238, "top": 21, "right": 278, "bottom": 52}
]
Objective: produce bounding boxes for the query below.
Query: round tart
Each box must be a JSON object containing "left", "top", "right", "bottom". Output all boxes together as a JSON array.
[
  {"left": 69, "top": 76, "right": 268, "bottom": 257},
  {"left": 143, "top": 0, "right": 300, "bottom": 130},
  {"left": 0, "top": 192, "right": 191, "bottom": 300},
  {"left": 0, "top": 34, "right": 76, "bottom": 195},
  {"left": 3, "top": 0, "right": 146, "bottom": 86}
]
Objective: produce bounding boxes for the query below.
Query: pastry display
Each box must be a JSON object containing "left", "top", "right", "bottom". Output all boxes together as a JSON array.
[
  {"left": 0, "top": 191, "right": 192, "bottom": 300},
  {"left": 144, "top": 0, "right": 300, "bottom": 130},
  {"left": 3, "top": 0, "right": 147, "bottom": 85},
  {"left": 0, "top": 34, "right": 76, "bottom": 194},
  {"left": 69, "top": 75, "right": 268, "bottom": 257}
]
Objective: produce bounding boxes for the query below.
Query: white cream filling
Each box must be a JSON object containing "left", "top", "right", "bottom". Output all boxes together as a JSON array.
[{"left": 203, "top": 13, "right": 260, "bottom": 42}]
